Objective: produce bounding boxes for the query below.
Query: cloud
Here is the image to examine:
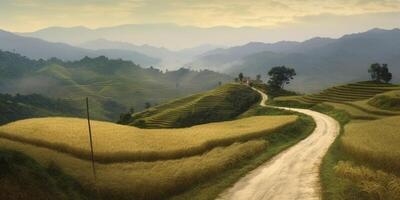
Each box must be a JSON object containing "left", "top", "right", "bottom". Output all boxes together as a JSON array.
[{"left": 0, "top": 0, "right": 400, "bottom": 32}]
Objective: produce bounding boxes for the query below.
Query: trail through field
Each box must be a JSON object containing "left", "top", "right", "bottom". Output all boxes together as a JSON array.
[{"left": 218, "top": 88, "right": 340, "bottom": 200}]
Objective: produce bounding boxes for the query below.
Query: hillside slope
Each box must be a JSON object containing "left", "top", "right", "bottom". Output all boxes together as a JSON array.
[
  {"left": 275, "top": 82, "right": 400, "bottom": 104},
  {"left": 368, "top": 90, "right": 400, "bottom": 111},
  {"left": 124, "top": 84, "right": 260, "bottom": 128},
  {"left": 0, "top": 115, "right": 299, "bottom": 199},
  {"left": 0, "top": 93, "right": 82, "bottom": 125},
  {"left": 0, "top": 29, "right": 159, "bottom": 66},
  {"left": 0, "top": 51, "right": 232, "bottom": 121},
  {"left": 0, "top": 149, "right": 89, "bottom": 200}
]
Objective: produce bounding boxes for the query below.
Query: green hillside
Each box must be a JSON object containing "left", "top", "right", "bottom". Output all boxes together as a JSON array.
[
  {"left": 0, "top": 51, "right": 232, "bottom": 121},
  {"left": 0, "top": 148, "right": 90, "bottom": 200},
  {"left": 0, "top": 93, "right": 83, "bottom": 125},
  {"left": 368, "top": 90, "right": 400, "bottom": 111},
  {"left": 123, "top": 84, "right": 260, "bottom": 128}
]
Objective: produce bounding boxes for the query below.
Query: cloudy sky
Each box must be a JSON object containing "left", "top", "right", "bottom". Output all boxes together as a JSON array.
[
  {"left": 0, "top": 0, "right": 399, "bottom": 31},
  {"left": 1, "top": 0, "right": 400, "bottom": 49}
]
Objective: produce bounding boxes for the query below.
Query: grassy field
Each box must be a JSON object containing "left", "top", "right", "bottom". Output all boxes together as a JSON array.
[
  {"left": 341, "top": 117, "right": 400, "bottom": 174},
  {"left": 0, "top": 99, "right": 315, "bottom": 199},
  {"left": 0, "top": 116, "right": 296, "bottom": 163},
  {"left": 0, "top": 138, "right": 266, "bottom": 200},
  {"left": 125, "top": 83, "right": 260, "bottom": 128}
]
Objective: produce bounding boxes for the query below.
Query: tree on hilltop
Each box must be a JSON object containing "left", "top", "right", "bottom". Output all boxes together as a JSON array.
[
  {"left": 368, "top": 63, "right": 392, "bottom": 83},
  {"left": 145, "top": 102, "right": 151, "bottom": 109},
  {"left": 256, "top": 74, "right": 262, "bottom": 82},
  {"left": 267, "top": 66, "right": 296, "bottom": 89},
  {"left": 238, "top": 73, "right": 244, "bottom": 83}
]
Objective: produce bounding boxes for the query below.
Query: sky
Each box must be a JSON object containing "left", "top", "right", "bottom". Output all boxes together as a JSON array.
[
  {"left": 1, "top": 0, "right": 400, "bottom": 32},
  {"left": 1, "top": 0, "right": 400, "bottom": 49}
]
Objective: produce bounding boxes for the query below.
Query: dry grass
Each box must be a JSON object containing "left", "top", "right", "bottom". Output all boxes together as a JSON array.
[
  {"left": 341, "top": 116, "right": 400, "bottom": 173},
  {"left": 0, "top": 116, "right": 297, "bottom": 162},
  {"left": 0, "top": 138, "right": 266, "bottom": 199},
  {"left": 335, "top": 161, "right": 400, "bottom": 200}
]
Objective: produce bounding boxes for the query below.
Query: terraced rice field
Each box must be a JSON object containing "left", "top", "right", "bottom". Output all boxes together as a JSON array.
[
  {"left": 288, "top": 82, "right": 400, "bottom": 104},
  {"left": 322, "top": 102, "right": 384, "bottom": 120},
  {"left": 274, "top": 82, "right": 400, "bottom": 120},
  {"left": 0, "top": 116, "right": 297, "bottom": 163},
  {"left": 129, "top": 83, "right": 260, "bottom": 128}
]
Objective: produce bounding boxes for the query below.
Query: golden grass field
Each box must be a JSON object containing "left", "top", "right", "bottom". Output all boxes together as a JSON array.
[
  {"left": 0, "top": 138, "right": 266, "bottom": 199},
  {"left": 341, "top": 116, "right": 400, "bottom": 174},
  {"left": 335, "top": 161, "right": 400, "bottom": 200},
  {"left": 0, "top": 116, "right": 297, "bottom": 163}
]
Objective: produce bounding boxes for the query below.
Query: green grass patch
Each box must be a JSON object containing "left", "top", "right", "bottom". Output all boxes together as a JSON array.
[{"left": 0, "top": 148, "right": 91, "bottom": 200}]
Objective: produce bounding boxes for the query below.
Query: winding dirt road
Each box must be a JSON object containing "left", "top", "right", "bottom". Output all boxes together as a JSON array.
[{"left": 218, "top": 88, "right": 340, "bottom": 200}]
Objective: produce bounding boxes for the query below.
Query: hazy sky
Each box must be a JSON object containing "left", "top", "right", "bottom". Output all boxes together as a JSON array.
[{"left": 1, "top": 0, "right": 400, "bottom": 32}]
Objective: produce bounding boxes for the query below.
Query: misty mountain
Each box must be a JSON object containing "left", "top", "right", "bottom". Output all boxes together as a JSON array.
[
  {"left": 0, "top": 30, "right": 160, "bottom": 66},
  {"left": 19, "top": 24, "right": 281, "bottom": 50},
  {"left": 191, "top": 28, "right": 400, "bottom": 92},
  {"left": 0, "top": 50, "right": 232, "bottom": 121},
  {"left": 80, "top": 39, "right": 220, "bottom": 70}
]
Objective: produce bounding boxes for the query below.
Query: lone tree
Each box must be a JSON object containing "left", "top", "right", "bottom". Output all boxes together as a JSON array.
[
  {"left": 267, "top": 66, "right": 296, "bottom": 89},
  {"left": 145, "top": 102, "right": 151, "bottom": 109},
  {"left": 238, "top": 73, "right": 244, "bottom": 83},
  {"left": 118, "top": 107, "right": 135, "bottom": 124},
  {"left": 256, "top": 74, "right": 262, "bottom": 82},
  {"left": 368, "top": 63, "right": 392, "bottom": 83}
]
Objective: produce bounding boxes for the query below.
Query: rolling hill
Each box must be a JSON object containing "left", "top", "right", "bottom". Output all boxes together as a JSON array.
[
  {"left": 0, "top": 93, "right": 83, "bottom": 125},
  {"left": 123, "top": 84, "right": 260, "bottom": 128},
  {"left": 0, "top": 29, "right": 160, "bottom": 66},
  {"left": 0, "top": 51, "right": 232, "bottom": 121},
  {"left": 0, "top": 115, "right": 298, "bottom": 199}
]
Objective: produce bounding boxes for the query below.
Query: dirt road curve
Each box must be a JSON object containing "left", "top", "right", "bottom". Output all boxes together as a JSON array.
[{"left": 218, "top": 88, "right": 340, "bottom": 200}]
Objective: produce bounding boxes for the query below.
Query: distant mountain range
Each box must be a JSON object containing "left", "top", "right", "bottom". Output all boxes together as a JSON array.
[
  {"left": 79, "top": 39, "right": 220, "bottom": 70},
  {"left": 19, "top": 24, "right": 273, "bottom": 49},
  {"left": 0, "top": 50, "right": 232, "bottom": 121},
  {"left": 4, "top": 26, "right": 400, "bottom": 92},
  {"left": 0, "top": 30, "right": 159, "bottom": 66},
  {"left": 188, "top": 28, "right": 400, "bottom": 92}
]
